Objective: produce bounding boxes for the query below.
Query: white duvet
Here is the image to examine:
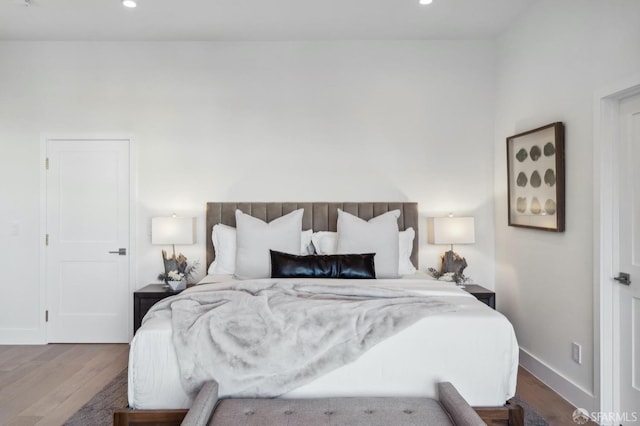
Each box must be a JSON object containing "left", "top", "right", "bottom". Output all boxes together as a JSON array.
[{"left": 128, "top": 275, "right": 518, "bottom": 409}]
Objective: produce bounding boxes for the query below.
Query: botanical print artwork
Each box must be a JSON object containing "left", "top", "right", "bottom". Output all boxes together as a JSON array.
[{"left": 507, "top": 122, "right": 565, "bottom": 232}]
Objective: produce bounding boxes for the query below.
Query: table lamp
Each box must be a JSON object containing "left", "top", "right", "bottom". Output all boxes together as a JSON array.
[
  {"left": 428, "top": 214, "right": 475, "bottom": 280},
  {"left": 152, "top": 215, "right": 196, "bottom": 283}
]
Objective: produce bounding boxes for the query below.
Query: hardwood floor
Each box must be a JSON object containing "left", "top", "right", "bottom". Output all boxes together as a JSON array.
[
  {"left": 0, "top": 344, "right": 128, "bottom": 426},
  {"left": 0, "top": 344, "right": 589, "bottom": 426},
  {"left": 516, "top": 367, "right": 597, "bottom": 426}
]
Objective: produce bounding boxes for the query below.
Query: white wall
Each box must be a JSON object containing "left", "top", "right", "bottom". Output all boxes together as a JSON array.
[
  {"left": 494, "top": 0, "right": 640, "bottom": 410},
  {"left": 0, "top": 41, "right": 497, "bottom": 343}
]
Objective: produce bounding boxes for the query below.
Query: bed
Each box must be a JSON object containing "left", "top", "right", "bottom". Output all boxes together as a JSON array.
[{"left": 120, "top": 202, "right": 520, "bottom": 425}]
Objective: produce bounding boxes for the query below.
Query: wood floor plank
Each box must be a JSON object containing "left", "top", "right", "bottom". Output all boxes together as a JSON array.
[
  {"left": 0, "top": 345, "right": 79, "bottom": 392},
  {"left": 0, "top": 345, "right": 48, "bottom": 368},
  {"left": 5, "top": 415, "right": 42, "bottom": 426},
  {"left": 0, "top": 348, "right": 96, "bottom": 423},
  {"left": 0, "top": 344, "right": 58, "bottom": 374}
]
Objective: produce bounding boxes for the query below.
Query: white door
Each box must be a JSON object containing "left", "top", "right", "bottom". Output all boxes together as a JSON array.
[
  {"left": 46, "top": 139, "right": 130, "bottom": 343},
  {"left": 617, "top": 93, "right": 640, "bottom": 423}
]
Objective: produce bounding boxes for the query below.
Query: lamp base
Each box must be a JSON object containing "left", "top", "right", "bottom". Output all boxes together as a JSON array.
[
  {"left": 161, "top": 249, "right": 188, "bottom": 282},
  {"left": 440, "top": 250, "right": 468, "bottom": 276}
]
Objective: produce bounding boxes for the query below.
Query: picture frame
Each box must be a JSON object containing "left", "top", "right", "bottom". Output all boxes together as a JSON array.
[{"left": 506, "top": 122, "right": 565, "bottom": 232}]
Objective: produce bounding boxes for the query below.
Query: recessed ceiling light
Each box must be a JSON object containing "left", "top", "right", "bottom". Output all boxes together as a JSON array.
[
  {"left": 419, "top": 0, "right": 433, "bottom": 4},
  {"left": 122, "top": 0, "right": 137, "bottom": 8}
]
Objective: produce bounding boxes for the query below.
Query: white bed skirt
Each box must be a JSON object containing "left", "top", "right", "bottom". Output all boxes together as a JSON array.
[{"left": 128, "top": 276, "right": 518, "bottom": 409}]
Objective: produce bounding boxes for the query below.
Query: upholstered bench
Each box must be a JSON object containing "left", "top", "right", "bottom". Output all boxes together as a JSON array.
[{"left": 181, "top": 381, "right": 486, "bottom": 426}]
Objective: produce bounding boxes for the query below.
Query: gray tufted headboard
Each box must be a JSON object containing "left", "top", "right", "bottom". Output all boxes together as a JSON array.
[{"left": 206, "top": 202, "right": 419, "bottom": 271}]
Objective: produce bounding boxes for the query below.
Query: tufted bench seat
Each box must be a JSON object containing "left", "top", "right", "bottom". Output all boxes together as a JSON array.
[{"left": 181, "top": 381, "right": 487, "bottom": 426}]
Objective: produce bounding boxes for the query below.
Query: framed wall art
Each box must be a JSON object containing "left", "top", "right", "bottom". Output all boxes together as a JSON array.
[{"left": 506, "top": 122, "right": 565, "bottom": 232}]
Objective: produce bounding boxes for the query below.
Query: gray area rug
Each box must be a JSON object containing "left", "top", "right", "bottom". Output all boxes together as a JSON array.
[
  {"left": 64, "top": 368, "right": 550, "bottom": 426},
  {"left": 63, "top": 368, "right": 128, "bottom": 426},
  {"left": 512, "top": 395, "right": 550, "bottom": 426}
]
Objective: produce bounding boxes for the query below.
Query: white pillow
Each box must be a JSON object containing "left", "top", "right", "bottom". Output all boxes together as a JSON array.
[
  {"left": 336, "top": 209, "right": 400, "bottom": 279},
  {"left": 312, "top": 227, "right": 416, "bottom": 275},
  {"left": 208, "top": 224, "right": 237, "bottom": 275},
  {"left": 235, "top": 209, "right": 304, "bottom": 279},
  {"left": 300, "top": 229, "right": 314, "bottom": 255},
  {"left": 311, "top": 231, "right": 338, "bottom": 255},
  {"left": 208, "top": 227, "right": 313, "bottom": 275},
  {"left": 398, "top": 227, "right": 417, "bottom": 275}
]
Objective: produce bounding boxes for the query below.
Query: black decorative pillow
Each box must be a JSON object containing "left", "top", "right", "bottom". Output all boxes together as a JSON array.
[{"left": 270, "top": 250, "right": 376, "bottom": 279}]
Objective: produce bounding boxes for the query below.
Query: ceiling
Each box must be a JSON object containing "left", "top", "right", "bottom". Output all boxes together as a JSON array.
[{"left": 0, "top": 0, "right": 537, "bottom": 41}]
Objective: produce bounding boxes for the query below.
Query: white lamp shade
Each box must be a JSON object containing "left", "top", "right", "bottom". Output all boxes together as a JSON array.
[
  {"left": 152, "top": 217, "right": 196, "bottom": 245},
  {"left": 428, "top": 217, "right": 475, "bottom": 245}
]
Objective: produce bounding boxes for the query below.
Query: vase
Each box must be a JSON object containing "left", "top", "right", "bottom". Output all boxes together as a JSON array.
[{"left": 166, "top": 279, "right": 186, "bottom": 291}]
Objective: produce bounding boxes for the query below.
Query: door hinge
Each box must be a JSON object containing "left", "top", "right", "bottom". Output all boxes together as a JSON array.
[
  {"left": 45, "top": 310, "right": 48, "bottom": 322},
  {"left": 45, "top": 157, "right": 49, "bottom": 170},
  {"left": 45, "top": 234, "right": 49, "bottom": 246}
]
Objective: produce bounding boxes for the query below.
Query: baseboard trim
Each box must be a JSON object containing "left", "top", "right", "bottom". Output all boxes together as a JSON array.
[
  {"left": 0, "top": 328, "right": 45, "bottom": 344},
  {"left": 520, "top": 348, "right": 596, "bottom": 412}
]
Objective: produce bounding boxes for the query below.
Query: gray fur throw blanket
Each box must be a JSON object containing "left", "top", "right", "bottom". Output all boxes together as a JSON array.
[{"left": 144, "top": 280, "right": 455, "bottom": 398}]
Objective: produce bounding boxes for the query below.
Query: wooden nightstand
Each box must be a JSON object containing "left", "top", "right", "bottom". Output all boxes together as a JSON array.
[
  {"left": 133, "top": 284, "right": 184, "bottom": 334},
  {"left": 461, "top": 284, "right": 495, "bottom": 309}
]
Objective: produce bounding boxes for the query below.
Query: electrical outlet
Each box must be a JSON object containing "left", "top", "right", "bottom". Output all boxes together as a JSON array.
[{"left": 572, "top": 342, "right": 582, "bottom": 364}]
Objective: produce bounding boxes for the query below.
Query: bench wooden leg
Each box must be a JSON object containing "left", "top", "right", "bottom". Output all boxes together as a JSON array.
[
  {"left": 474, "top": 400, "right": 524, "bottom": 426},
  {"left": 507, "top": 400, "right": 525, "bottom": 426}
]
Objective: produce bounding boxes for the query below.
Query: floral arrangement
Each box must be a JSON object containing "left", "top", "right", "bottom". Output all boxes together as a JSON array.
[
  {"left": 158, "top": 259, "right": 199, "bottom": 284},
  {"left": 166, "top": 270, "right": 185, "bottom": 282}
]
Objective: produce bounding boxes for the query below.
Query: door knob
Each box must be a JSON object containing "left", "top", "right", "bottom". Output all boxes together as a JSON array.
[
  {"left": 614, "top": 272, "right": 631, "bottom": 285},
  {"left": 108, "top": 248, "right": 127, "bottom": 256}
]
